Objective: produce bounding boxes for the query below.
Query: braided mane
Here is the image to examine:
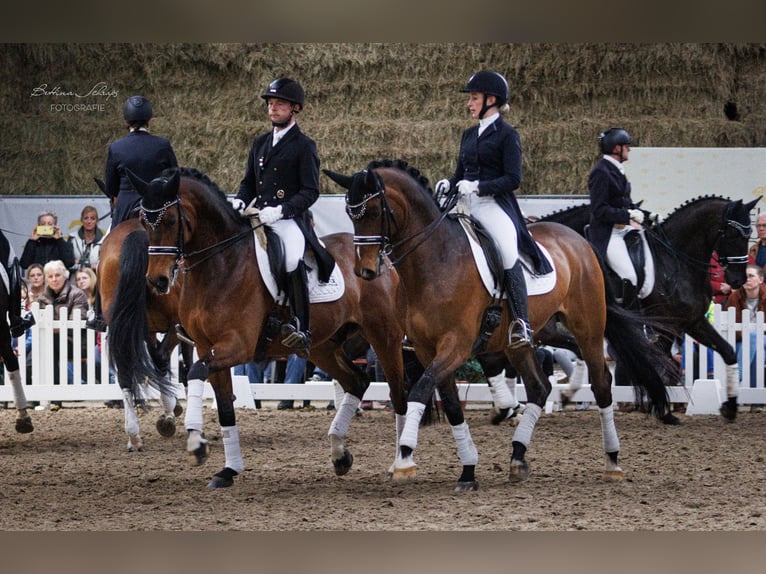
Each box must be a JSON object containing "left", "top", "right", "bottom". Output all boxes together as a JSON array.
[
  {"left": 366, "top": 159, "right": 435, "bottom": 199},
  {"left": 662, "top": 194, "right": 731, "bottom": 225}
]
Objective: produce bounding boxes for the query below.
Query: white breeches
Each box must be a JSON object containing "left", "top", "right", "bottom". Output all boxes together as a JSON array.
[
  {"left": 269, "top": 218, "right": 305, "bottom": 272},
  {"left": 606, "top": 226, "right": 654, "bottom": 297},
  {"left": 462, "top": 194, "right": 519, "bottom": 268}
]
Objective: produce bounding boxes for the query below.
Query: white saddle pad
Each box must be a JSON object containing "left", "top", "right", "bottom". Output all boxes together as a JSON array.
[
  {"left": 459, "top": 219, "right": 556, "bottom": 297},
  {"left": 252, "top": 231, "right": 345, "bottom": 305}
]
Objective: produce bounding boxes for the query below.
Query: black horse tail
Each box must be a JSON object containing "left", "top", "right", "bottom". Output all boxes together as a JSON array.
[
  {"left": 603, "top": 300, "right": 675, "bottom": 421},
  {"left": 108, "top": 229, "right": 172, "bottom": 401}
]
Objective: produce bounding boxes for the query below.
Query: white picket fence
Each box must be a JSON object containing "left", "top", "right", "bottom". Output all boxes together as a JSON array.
[{"left": 2, "top": 302, "right": 766, "bottom": 407}]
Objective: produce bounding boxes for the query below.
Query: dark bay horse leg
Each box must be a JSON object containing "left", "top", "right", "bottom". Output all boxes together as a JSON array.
[
  {"left": 436, "top": 375, "right": 480, "bottom": 492},
  {"left": 506, "top": 346, "right": 552, "bottom": 482},
  {"left": 1, "top": 336, "right": 33, "bottom": 434},
  {"left": 685, "top": 316, "right": 740, "bottom": 421}
]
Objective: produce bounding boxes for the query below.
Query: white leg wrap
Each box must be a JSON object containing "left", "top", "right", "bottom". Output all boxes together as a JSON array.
[
  {"left": 328, "top": 393, "right": 360, "bottom": 438},
  {"left": 122, "top": 387, "right": 140, "bottom": 437},
  {"left": 512, "top": 402, "right": 542, "bottom": 447},
  {"left": 451, "top": 421, "right": 479, "bottom": 466},
  {"left": 221, "top": 424, "right": 244, "bottom": 474},
  {"left": 185, "top": 378, "right": 205, "bottom": 431},
  {"left": 399, "top": 401, "right": 426, "bottom": 450},
  {"left": 599, "top": 405, "right": 620, "bottom": 453},
  {"left": 726, "top": 364, "right": 739, "bottom": 398},
  {"left": 333, "top": 381, "right": 345, "bottom": 406},
  {"left": 488, "top": 373, "right": 517, "bottom": 409},
  {"left": 8, "top": 370, "right": 27, "bottom": 410},
  {"left": 569, "top": 359, "right": 587, "bottom": 390},
  {"left": 160, "top": 389, "right": 176, "bottom": 414},
  {"left": 395, "top": 413, "right": 406, "bottom": 448}
]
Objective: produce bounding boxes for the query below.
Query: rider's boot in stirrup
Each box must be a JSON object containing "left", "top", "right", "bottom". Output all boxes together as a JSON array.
[
  {"left": 503, "top": 262, "right": 534, "bottom": 350},
  {"left": 281, "top": 260, "right": 311, "bottom": 358}
]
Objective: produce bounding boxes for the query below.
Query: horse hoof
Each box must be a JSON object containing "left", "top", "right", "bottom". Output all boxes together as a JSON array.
[
  {"left": 454, "top": 480, "right": 479, "bottom": 492},
  {"left": 15, "top": 415, "right": 34, "bottom": 434},
  {"left": 127, "top": 434, "right": 144, "bottom": 452},
  {"left": 188, "top": 443, "right": 210, "bottom": 466},
  {"left": 332, "top": 450, "right": 353, "bottom": 476},
  {"left": 720, "top": 398, "right": 738, "bottom": 422},
  {"left": 490, "top": 404, "right": 522, "bottom": 426},
  {"left": 173, "top": 403, "right": 184, "bottom": 417},
  {"left": 156, "top": 414, "right": 177, "bottom": 437},
  {"left": 207, "top": 467, "right": 238, "bottom": 489},
  {"left": 509, "top": 460, "right": 530, "bottom": 482},
  {"left": 661, "top": 413, "right": 683, "bottom": 426},
  {"left": 603, "top": 469, "right": 625, "bottom": 481},
  {"left": 392, "top": 464, "right": 417, "bottom": 481}
]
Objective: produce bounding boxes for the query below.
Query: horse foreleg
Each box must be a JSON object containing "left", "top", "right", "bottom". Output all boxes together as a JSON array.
[
  {"left": 7, "top": 369, "right": 33, "bottom": 434},
  {"left": 488, "top": 372, "right": 522, "bottom": 425},
  {"left": 394, "top": 401, "right": 426, "bottom": 480},
  {"left": 184, "top": 377, "right": 209, "bottom": 466},
  {"left": 598, "top": 405, "right": 624, "bottom": 480},
  {"left": 328, "top": 392, "right": 361, "bottom": 476},
  {"left": 387, "top": 413, "right": 407, "bottom": 478},
  {"left": 439, "top": 383, "right": 479, "bottom": 492},
  {"left": 207, "top": 369, "right": 242, "bottom": 489},
  {"left": 121, "top": 387, "right": 143, "bottom": 452}
]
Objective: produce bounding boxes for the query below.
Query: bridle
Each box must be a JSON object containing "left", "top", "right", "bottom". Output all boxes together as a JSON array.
[
  {"left": 140, "top": 193, "right": 253, "bottom": 283},
  {"left": 345, "top": 170, "right": 454, "bottom": 273}
]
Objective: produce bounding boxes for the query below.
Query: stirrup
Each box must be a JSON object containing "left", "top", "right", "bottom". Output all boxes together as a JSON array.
[
  {"left": 280, "top": 322, "right": 311, "bottom": 358},
  {"left": 508, "top": 319, "right": 534, "bottom": 349}
]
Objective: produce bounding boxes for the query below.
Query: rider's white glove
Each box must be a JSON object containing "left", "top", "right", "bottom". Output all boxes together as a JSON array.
[
  {"left": 457, "top": 180, "right": 479, "bottom": 196},
  {"left": 647, "top": 211, "right": 664, "bottom": 225},
  {"left": 228, "top": 198, "right": 246, "bottom": 214},
  {"left": 435, "top": 179, "right": 451, "bottom": 195},
  {"left": 258, "top": 205, "right": 283, "bottom": 225},
  {"left": 627, "top": 209, "right": 644, "bottom": 224}
]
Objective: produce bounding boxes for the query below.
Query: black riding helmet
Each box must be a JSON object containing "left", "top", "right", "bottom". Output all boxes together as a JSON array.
[
  {"left": 261, "top": 78, "right": 305, "bottom": 111},
  {"left": 599, "top": 128, "right": 633, "bottom": 155},
  {"left": 123, "top": 95, "right": 153, "bottom": 125},
  {"left": 461, "top": 70, "right": 509, "bottom": 119}
]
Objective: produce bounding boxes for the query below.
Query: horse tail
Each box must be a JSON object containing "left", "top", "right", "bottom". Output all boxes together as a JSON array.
[
  {"left": 603, "top": 299, "right": 675, "bottom": 421},
  {"left": 108, "top": 229, "right": 172, "bottom": 400}
]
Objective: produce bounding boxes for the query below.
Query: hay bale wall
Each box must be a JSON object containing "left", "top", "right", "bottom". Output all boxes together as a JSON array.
[{"left": 1, "top": 43, "right": 764, "bottom": 196}]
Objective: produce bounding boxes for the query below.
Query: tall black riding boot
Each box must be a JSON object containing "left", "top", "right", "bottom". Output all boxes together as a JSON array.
[
  {"left": 620, "top": 279, "right": 639, "bottom": 312},
  {"left": 503, "top": 262, "right": 534, "bottom": 349},
  {"left": 8, "top": 257, "right": 35, "bottom": 338},
  {"left": 281, "top": 260, "right": 311, "bottom": 358}
]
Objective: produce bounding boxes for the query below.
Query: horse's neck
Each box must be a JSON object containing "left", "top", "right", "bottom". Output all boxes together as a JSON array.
[{"left": 662, "top": 205, "right": 721, "bottom": 263}]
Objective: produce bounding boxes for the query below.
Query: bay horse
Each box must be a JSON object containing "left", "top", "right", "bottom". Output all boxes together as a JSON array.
[
  {"left": 539, "top": 196, "right": 758, "bottom": 420},
  {"left": 96, "top": 217, "right": 192, "bottom": 451},
  {"left": 108, "top": 167, "right": 407, "bottom": 488},
  {"left": 0, "top": 230, "right": 33, "bottom": 434},
  {"left": 325, "top": 159, "right": 678, "bottom": 490}
]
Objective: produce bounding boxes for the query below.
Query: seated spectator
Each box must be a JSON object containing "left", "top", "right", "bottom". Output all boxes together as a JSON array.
[{"left": 20, "top": 211, "right": 75, "bottom": 271}]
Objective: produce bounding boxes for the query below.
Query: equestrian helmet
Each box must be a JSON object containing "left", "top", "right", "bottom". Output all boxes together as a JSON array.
[
  {"left": 461, "top": 70, "right": 509, "bottom": 105},
  {"left": 123, "top": 95, "right": 153, "bottom": 124},
  {"left": 599, "top": 128, "right": 632, "bottom": 154},
  {"left": 261, "top": 78, "right": 305, "bottom": 110}
]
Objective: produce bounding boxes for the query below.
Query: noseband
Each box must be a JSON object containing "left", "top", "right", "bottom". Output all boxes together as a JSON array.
[{"left": 713, "top": 203, "right": 751, "bottom": 268}]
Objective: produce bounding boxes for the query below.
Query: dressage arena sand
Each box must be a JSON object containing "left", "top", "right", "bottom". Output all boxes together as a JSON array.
[{"left": 1, "top": 402, "right": 765, "bottom": 532}]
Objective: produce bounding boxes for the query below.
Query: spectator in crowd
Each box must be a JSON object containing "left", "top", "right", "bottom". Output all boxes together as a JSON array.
[
  {"left": 74, "top": 266, "right": 114, "bottom": 386},
  {"left": 67, "top": 205, "right": 104, "bottom": 274},
  {"left": 724, "top": 264, "right": 766, "bottom": 408},
  {"left": 277, "top": 354, "right": 310, "bottom": 411},
  {"left": 749, "top": 213, "right": 766, "bottom": 269},
  {"left": 709, "top": 253, "right": 732, "bottom": 306},
  {"left": 20, "top": 211, "right": 75, "bottom": 271},
  {"left": 104, "top": 95, "right": 178, "bottom": 227},
  {"left": 20, "top": 262, "right": 46, "bottom": 357},
  {"left": 37, "top": 259, "right": 89, "bottom": 408}
]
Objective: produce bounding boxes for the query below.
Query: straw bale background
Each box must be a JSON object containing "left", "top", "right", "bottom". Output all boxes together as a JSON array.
[{"left": 2, "top": 43, "right": 765, "bottom": 197}]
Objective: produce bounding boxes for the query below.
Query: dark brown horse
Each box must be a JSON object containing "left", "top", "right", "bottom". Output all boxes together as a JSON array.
[
  {"left": 107, "top": 167, "right": 407, "bottom": 488},
  {"left": 325, "top": 159, "right": 677, "bottom": 490},
  {"left": 539, "top": 196, "right": 759, "bottom": 420},
  {"left": 96, "top": 217, "right": 191, "bottom": 451}
]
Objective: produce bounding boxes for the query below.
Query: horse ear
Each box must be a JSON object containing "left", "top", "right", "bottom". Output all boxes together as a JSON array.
[
  {"left": 125, "top": 168, "right": 149, "bottom": 197},
  {"left": 745, "top": 196, "right": 761, "bottom": 212},
  {"left": 165, "top": 168, "right": 180, "bottom": 194},
  {"left": 322, "top": 169, "right": 353, "bottom": 190}
]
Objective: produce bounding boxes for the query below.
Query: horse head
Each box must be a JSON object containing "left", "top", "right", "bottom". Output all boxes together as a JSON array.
[
  {"left": 718, "top": 196, "right": 760, "bottom": 289},
  {"left": 128, "top": 168, "right": 184, "bottom": 295},
  {"left": 325, "top": 167, "right": 392, "bottom": 280}
]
